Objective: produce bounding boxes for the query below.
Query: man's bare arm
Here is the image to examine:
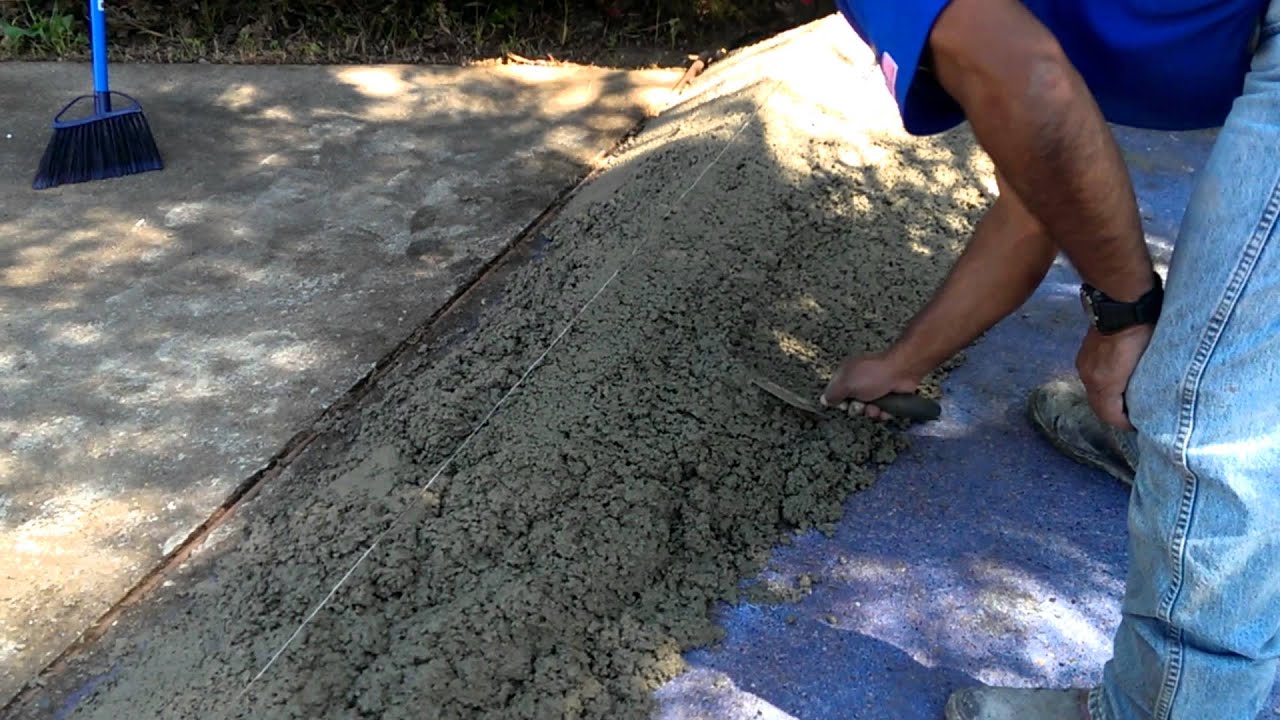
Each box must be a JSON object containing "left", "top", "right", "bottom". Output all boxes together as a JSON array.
[
  {"left": 889, "top": 173, "right": 1057, "bottom": 380},
  {"left": 928, "top": 0, "right": 1155, "bottom": 302},
  {"left": 823, "top": 174, "right": 1056, "bottom": 414}
]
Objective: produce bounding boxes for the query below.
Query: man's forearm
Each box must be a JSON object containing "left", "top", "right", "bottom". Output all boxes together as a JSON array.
[
  {"left": 929, "top": 0, "right": 1154, "bottom": 302},
  {"left": 892, "top": 182, "right": 1058, "bottom": 378}
]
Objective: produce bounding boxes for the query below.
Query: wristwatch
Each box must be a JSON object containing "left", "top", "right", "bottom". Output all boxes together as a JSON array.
[{"left": 1080, "top": 273, "right": 1164, "bottom": 334}]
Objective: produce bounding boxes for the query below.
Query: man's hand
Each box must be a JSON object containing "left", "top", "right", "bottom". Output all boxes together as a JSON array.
[
  {"left": 821, "top": 350, "right": 922, "bottom": 420},
  {"left": 819, "top": 175, "right": 1054, "bottom": 422},
  {"left": 1076, "top": 325, "right": 1153, "bottom": 430}
]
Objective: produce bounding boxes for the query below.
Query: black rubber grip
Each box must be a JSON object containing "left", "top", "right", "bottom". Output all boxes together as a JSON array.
[{"left": 871, "top": 393, "right": 942, "bottom": 422}]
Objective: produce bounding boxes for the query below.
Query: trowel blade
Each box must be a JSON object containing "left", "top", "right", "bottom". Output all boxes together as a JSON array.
[
  {"left": 750, "top": 376, "right": 827, "bottom": 417},
  {"left": 751, "top": 374, "right": 943, "bottom": 423}
]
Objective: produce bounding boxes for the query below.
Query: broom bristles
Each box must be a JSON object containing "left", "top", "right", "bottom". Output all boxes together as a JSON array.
[{"left": 33, "top": 109, "right": 163, "bottom": 190}]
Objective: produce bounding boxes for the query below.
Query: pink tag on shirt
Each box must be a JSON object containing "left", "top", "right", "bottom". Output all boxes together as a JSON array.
[{"left": 880, "top": 52, "right": 899, "bottom": 99}]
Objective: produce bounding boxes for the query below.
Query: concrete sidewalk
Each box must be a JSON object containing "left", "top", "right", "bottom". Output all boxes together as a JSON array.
[{"left": 0, "top": 60, "right": 677, "bottom": 704}]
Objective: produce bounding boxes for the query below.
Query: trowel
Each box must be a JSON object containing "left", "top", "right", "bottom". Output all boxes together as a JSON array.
[{"left": 751, "top": 375, "right": 941, "bottom": 423}]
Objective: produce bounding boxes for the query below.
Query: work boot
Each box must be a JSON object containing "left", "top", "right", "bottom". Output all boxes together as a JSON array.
[
  {"left": 945, "top": 686, "right": 1093, "bottom": 720},
  {"left": 1028, "top": 378, "right": 1139, "bottom": 486}
]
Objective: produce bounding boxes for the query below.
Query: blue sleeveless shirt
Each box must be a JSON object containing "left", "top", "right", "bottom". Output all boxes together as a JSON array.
[{"left": 836, "top": 0, "right": 1268, "bottom": 134}]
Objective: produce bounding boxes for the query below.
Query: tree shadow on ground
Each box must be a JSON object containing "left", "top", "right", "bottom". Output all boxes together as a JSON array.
[
  {"left": 1, "top": 17, "right": 1148, "bottom": 720},
  {"left": 0, "top": 59, "right": 670, "bottom": 703}
]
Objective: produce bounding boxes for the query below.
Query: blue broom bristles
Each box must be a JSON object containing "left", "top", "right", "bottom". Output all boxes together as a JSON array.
[{"left": 33, "top": 100, "right": 163, "bottom": 190}]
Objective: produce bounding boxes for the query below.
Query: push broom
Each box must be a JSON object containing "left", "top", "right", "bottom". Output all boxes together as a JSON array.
[{"left": 33, "top": 0, "right": 163, "bottom": 190}]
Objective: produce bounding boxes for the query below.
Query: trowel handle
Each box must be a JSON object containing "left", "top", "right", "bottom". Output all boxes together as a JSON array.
[{"left": 871, "top": 393, "right": 941, "bottom": 422}]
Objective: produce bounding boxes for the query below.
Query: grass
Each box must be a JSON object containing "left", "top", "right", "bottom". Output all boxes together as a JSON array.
[
  {"left": 0, "top": 1, "right": 835, "bottom": 66},
  {"left": 1, "top": 0, "right": 83, "bottom": 56}
]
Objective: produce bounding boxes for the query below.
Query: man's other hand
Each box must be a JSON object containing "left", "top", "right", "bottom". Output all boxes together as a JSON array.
[{"left": 1076, "top": 325, "right": 1154, "bottom": 430}]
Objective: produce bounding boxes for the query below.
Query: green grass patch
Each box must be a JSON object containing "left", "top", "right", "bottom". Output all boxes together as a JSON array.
[
  {"left": 1, "top": 0, "right": 84, "bottom": 56},
  {"left": 0, "top": 0, "right": 835, "bottom": 65}
]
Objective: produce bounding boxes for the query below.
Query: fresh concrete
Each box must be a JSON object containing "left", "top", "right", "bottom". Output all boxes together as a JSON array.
[{"left": 0, "top": 60, "right": 677, "bottom": 705}]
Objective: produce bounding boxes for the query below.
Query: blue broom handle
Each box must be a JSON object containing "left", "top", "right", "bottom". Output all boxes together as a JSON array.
[{"left": 89, "top": 0, "right": 110, "bottom": 112}]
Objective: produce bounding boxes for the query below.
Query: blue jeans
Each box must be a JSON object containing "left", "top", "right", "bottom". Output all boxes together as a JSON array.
[{"left": 1089, "top": 4, "right": 1280, "bottom": 719}]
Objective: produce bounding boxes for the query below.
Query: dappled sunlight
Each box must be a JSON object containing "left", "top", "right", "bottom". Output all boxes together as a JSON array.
[
  {"left": 334, "top": 67, "right": 413, "bottom": 98},
  {"left": 966, "top": 559, "right": 1113, "bottom": 654},
  {"left": 3, "top": 15, "right": 998, "bottom": 713},
  {"left": 489, "top": 68, "right": 603, "bottom": 113},
  {"left": 656, "top": 666, "right": 801, "bottom": 720},
  {"left": 793, "top": 294, "right": 823, "bottom": 313},
  {"left": 752, "top": 77, "right": 906, "bottom": 180},
  {"left": 999, "top": 527, "right": 1126, "bottom": 594},
  {"left": 489, "top": 63, "right": 575, "bottom": 85},
  {"left": 2, "top": 413, "right": 87, "bottom": 454},
  {"left": 161, "top": 201, "right": 212, "bottom": 228},
  {"left": 332, "top": 67, "right": 430, "bottom": 122},
  {"left": 980, "top": 173, "right": 999, "bottom": 197},
  {"left": 667, "top": 63, "right": 775, "bottom": 122},
  {"left": 838, "top": 141, "right": 891, "bottom": 169},
  {"left": 1195, "top": 433, "right": 1280, "bottom": 483},
  {"left": 626, "top": 104, "right": 753, "bottom": 164},
  {"left": 751, "top": 17, "right": 896, "bottom": 134},
  {"left": 0, "top": 211, "right": 171, "bottom": 295},
  {"left": 1144, "top": 233, "right": 1174, "bottom": 275},
  {"left": 0, "top": 482, "right": 164, "bottom": 695},
  {"left": 912, "top": 410, "right": 981, "bottom": 439},
  {"left": 215, "top": 83, "right": 264, "bottom": 111},
  {"left": 258, "top": 105, "right": 298, "bottom": 122},
  {"left": 9, "top": 485, "right": 135, "bottom": 549},
  {"left": 1041, "top": 277, "right": 1086, "bottom": 301},
  {"left": 1, "top": 55, "right": 680, "bottom": 702},
  {"left": 821, "top": 550, "right": 1116, "bottom": 686},
  {"left": 657, "top": 22, "right": 1216, "bottom": 719},
  {"left": 908, "top": 240, "right": 935, "bottom": 257},
  {"left": 930, "top": 162, "right": 973, "bottom": 191},
  {"left": 892, "top": 164, "right": 939, "bottom": 194},
  {"left": 327, "top": 63, "right": 674, "bottom": 127},
  {"left": 0, "top": 480, "right": 173, "bottom": 561},
  {"left": 771, "top": 329, "right": 821, "bottom": 363}
]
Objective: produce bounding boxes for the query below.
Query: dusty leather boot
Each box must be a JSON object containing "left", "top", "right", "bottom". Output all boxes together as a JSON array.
[{"left": 1028, "top": 377, "right": 1139, "bottom": 485}]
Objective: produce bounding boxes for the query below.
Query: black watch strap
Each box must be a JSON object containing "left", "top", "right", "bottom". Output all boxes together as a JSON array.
[{"left": 1081, "top": 273, "right": 1164, "bottom": 334}]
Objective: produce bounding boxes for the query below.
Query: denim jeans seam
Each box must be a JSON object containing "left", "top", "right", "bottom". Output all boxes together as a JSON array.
[
  {"left": 1157, "top": 464, "right": 1198, "bottom": 622},
  {"left": 1151, "top": 169, "right": 1280, "bottom": 720},
  {"left": 1088, "top": 685, "right": 1111, "bottom": 720},
  {"left": 1154, "top": 629, "right": 1185, "bottom": 720}
]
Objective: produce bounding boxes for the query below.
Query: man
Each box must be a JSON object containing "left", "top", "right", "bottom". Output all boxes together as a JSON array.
[{"left": 818, "top": 1, "right": 1280, "bottom": 718}]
